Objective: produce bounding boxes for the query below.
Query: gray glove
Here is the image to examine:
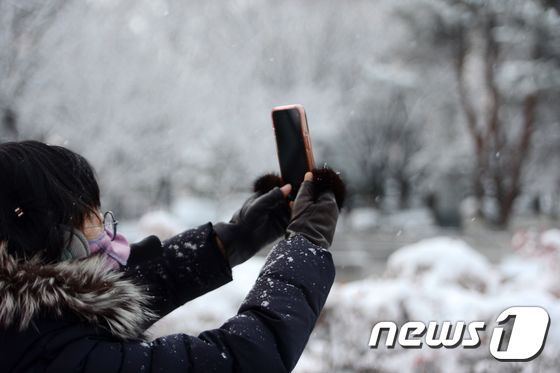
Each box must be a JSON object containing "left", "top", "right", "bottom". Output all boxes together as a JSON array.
[
  {"left": 214, "top": 187, "right": 290, "bottom": 267},
  {"left": 286, "top": 174, "right": 339, "bottom": 249}
]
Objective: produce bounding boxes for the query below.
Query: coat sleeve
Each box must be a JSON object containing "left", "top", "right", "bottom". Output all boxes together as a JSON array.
[
  {"left": 124, "top": 223, "right": 233, "bottom": 318},
  {"left": 77, "top": 234, "right": 335, "bottom": 373}
]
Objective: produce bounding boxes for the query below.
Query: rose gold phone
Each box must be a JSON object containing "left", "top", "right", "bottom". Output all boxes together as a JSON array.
[{"left": 272, "top": 104, "right": 315, "bottom": 199}]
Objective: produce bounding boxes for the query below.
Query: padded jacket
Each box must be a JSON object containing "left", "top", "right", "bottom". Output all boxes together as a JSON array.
[{"left": 0, "top": 223, "right": 335, "bottom": 372}]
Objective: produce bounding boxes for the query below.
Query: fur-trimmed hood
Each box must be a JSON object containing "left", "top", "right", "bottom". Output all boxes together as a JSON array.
[{"left": 0, "top": 244, "right": 154, "bottom": 341}]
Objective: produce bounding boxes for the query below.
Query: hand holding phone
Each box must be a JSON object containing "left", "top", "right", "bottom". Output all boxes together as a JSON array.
[{"left": 272, "top": 104, "right": 315, "bottom": 199}]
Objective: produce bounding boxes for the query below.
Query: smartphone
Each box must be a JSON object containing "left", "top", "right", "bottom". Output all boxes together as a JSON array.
[{"left": 272, "top": 104, "right": 315, "bottom": 199}]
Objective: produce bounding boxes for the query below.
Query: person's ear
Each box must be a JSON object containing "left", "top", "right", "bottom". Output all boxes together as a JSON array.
[{"left": 59, "top": 227, "right": 90, "bottom": 261}]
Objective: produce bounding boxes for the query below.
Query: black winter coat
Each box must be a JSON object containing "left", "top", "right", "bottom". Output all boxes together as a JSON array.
[{"left": 0, "top": 223, "right": 335, "bottom": 372}]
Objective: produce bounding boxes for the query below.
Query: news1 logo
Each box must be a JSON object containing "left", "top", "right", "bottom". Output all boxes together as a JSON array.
[{"left": 369, "top": 306, "right": 550, "bottom": 361}]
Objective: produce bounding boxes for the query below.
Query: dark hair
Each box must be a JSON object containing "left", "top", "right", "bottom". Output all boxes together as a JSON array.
[{"left": 0, "top": 141, "right": 101, "bottom": 261}]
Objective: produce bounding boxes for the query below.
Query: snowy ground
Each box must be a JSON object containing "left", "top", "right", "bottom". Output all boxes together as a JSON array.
[{"left": 127, "top": 200, "right": 560, "bottom": 372}]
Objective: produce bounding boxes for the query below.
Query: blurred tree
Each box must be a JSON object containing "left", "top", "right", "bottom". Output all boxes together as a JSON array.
[
  {"left": 0, "top": 0, "right": 68, "bottom": 140},
  {"left": 524, "top": 95, "right": 560, "bottom": 218},
  {"left": 397, "top": 0, "right": 560, "bottom": 227},
  {"left": 541, "top": 0, "right": 560, "bottom": 14},
  {"left": 4, "top": 0, "right": 555, "bottom": 221},
  {"left": 331, "top": 93, "right": 423, "bottom": 209},
  {"left": 1, "top": 108, "right": 17, "bottom": 139}
]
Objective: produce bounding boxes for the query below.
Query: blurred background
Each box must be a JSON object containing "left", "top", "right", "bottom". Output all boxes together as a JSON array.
[{"left": 1, "top": 0, "right": 559, "bottom": 371}]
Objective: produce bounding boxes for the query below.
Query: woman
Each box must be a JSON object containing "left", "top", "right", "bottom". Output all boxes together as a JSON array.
[{"left": 0, "top": 140, "right": 344, "bottom": 372}]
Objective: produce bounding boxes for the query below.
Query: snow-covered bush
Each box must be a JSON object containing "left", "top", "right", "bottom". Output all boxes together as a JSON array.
[{"left": 300, "top": 233, "right": 560, "bottom": 372}]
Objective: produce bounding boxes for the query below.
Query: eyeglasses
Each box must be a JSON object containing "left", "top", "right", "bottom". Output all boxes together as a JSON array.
[
  {"left": 103, "top": 211, "right": 118, "bottom": 241},
  {"left": 83, "top": 211, "right": 119, "bottom": 241}
]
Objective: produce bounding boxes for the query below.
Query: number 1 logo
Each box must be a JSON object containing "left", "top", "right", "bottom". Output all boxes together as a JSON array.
[{"left": 490, "top": 306, "right": 550, "bottom": 361}]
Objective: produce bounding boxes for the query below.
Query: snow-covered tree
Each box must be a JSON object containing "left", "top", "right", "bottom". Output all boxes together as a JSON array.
[
  {"left": 0, "top": 0, "right": 69, "bottom": 140},
  {"left": 396, "top": 0, "right": 560, "bottom": 226},
  {"left": 327, "top": 92, "right": 424, "bottom": 210}
]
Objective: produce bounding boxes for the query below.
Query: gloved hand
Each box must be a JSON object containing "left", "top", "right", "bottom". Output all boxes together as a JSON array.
[
  {"left": 214, "top": 184, "right": 291, "bottom": 267},
  {"left": 286, "top": 172, "right": 339, "bottom": 249}
]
